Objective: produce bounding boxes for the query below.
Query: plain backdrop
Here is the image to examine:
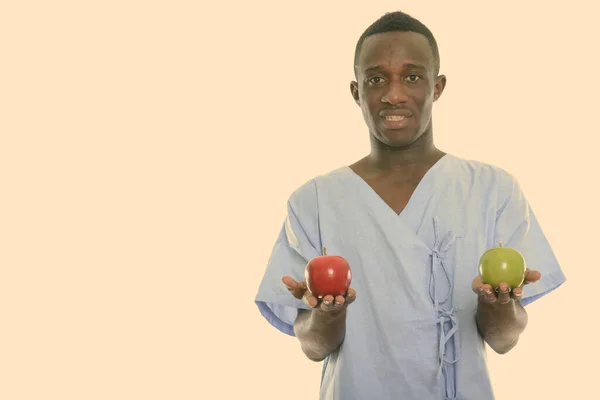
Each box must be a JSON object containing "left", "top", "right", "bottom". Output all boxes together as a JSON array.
[{"left": 1, "top": 1, "right": 597, "bottom": 399}]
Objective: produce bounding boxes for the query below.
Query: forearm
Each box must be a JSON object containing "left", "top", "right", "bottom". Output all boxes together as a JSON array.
[
  {"left": 293, "top": 309, "right": 347, "bottom": 361},
  {"left": 476, "top": 299, "right": 528, "bottom": 354}
]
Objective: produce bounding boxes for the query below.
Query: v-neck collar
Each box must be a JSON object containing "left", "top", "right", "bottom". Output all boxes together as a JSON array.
[{"left": 342, "top": 153, "right": 453, "bottom": 222}]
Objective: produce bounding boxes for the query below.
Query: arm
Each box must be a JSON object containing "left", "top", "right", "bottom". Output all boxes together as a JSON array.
[
  {"left": 472, "top": 270, "right": 540, "bottom": 354},
  {"left": 283, "top": 276, "right": 356, "bottom": 362},
  {"left": 471, "top": 171, "right": 566, "bottom": 353},
  {"left": 294, "top": 308, "right": 347, "bottom": 361},
  {"left": 475, "top": 294, "right": 528, "bottom": 354}
]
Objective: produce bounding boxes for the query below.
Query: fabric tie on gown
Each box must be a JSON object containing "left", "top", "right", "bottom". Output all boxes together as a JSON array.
[{"left": 429, "top": 217, "right": 460, "bottom": 400}]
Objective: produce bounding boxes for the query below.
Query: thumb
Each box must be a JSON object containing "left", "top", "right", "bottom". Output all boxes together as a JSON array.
[{"left": 282, "top": 276, "right": 306, "bottom": 299}]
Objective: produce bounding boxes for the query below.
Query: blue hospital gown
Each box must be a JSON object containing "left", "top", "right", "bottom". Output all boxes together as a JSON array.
[{"left": 254, "top": 154, "right": 566, "bottom": 400}]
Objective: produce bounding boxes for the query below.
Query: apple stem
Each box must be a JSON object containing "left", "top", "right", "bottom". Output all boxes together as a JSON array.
[
  {"left": 323, "top": 246, "right": 327, "bottom": 256},
  {"left": 498, "top": 241, "right": 503, "bottom": 247}
]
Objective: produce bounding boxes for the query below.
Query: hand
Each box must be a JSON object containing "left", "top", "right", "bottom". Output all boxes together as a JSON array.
[
  {"left": 281, "top": 276, "right": 356, "bottom": 312},
  {"left": 471, "top": 269, "right": 542, "bottom": 305}
]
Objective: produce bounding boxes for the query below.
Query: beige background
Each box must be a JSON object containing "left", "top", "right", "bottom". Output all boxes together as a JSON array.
[{"left": 1, "top": 1, "right": 597, "bottom": 399}]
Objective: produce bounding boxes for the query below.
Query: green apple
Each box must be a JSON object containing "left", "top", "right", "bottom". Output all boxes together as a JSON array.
[{"left": 478, "top": 242, "right": 526, "bottom": 289}]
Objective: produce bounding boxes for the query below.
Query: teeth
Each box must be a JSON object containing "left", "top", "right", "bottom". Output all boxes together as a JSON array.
[{"left": 385, "top": 116, "right": 407, "bottom": 121}]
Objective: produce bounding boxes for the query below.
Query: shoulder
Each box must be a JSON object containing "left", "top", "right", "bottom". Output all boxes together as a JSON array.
[
  {"left": 447, "top": 154, "right": 516, "bottom": 182},
  {"left": 286, "top": 167, "right": 349, "bottom": 210},
  {"left": 280, "top": 168, "right": 348, "bottom": 248},
  {"left": 445, "top": 155, "right": 526, "bottom": 216},
  {"left": 447, "top": 154, "right": 521, "bottom": 192}
]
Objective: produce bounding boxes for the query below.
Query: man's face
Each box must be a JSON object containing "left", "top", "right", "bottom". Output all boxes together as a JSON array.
[{"left": 351, "top": 31, "right": 446, "bottom": 149}]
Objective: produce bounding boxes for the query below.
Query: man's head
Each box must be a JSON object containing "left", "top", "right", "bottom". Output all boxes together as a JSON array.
[{"left": 351, "top": 11, "right": 446, "bottom": 149}]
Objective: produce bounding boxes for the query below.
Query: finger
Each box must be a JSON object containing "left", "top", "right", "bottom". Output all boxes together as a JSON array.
[
  {"left": 319, "top": 295, "right": 336, "bottom": 311},
  {"left": 496, "top": 283, "right": 511, "bottom": 305},
  {"left": 523, "top": 269, "right": 542, "bottom": 285},
  {"left": 511, "top": 286, "right": 524, "bottom": 301},
  {"left": 472, "top": 276, "right": 484, "bottom": 295},
  {"left": 302, "top": 291, "right": 319, "bottom": 308},
  {"left": 322, "top": 295, "right": 347, "bottom": 312},
  {"left": 281, "top": 276, "right": 306, "bottom": 299},
  {"left": 480, "top": 284, "right": 497, "bottom": 303},
  {"left": 281, "top": 275, "right": 299, "bottom": 291},
  {"left": 345, "top": 288, "right": 357, "bottom": 305},
  {"left": 334, "top": 295, "right": 346, "bottom": 307}
]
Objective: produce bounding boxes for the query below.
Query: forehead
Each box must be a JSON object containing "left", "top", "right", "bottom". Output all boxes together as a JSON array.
[{"left": 357, "top": 31, "right": 434, "bottom": 73}]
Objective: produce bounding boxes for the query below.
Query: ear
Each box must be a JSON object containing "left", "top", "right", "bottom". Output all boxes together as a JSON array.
[
  {"left": 433, "top": 75, "right": 447, "bottom": 102},
  {"left": 350, "top": 81, "right": 360, "bottom": 105}
]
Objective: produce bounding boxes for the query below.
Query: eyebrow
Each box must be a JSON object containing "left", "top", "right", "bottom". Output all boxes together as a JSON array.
[{"left": 364, "top": 63, "right": 426, "bottom": 73}]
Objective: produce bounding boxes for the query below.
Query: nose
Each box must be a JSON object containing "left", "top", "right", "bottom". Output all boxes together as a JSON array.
[{"left": 381, "top": 80, "right": 409, "bottom": 105}]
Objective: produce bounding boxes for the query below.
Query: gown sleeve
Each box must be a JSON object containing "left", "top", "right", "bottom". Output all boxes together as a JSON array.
[
  {"left": 254, "top": 180, "right": 322, "bottom": 335},
  {"left": 493, "top": 171, "right": 567, "bottom": 306}
]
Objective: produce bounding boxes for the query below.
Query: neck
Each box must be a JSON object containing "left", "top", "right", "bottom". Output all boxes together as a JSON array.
[{"left": 367, "top": 128, "right": 443, "bottom": 172}]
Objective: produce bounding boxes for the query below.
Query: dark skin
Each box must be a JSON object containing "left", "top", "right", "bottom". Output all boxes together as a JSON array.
[
  {"left": 282, "top": 30, "right": 540, "bottom": 361},
  {"left": 282, "top": 277, "right": 356, "bottom": 362},
  {"left": 348, "top": 30, "right": 447, "bottom": 215},
  {"left": 472, "top": 269, "right": 541, "bottom": 354}
]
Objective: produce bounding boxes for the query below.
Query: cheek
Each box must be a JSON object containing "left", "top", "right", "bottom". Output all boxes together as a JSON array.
[
  {"left": 359, "top": 100, "right": 369, "bottom": 116},
  {"left": 367, "top": 92, "right": 384, "bottom": 113},
  {"left": 360, "top": 92, "right": 378, "bottom": 117},
  {"left": 419, "top": 102, "right": 433, "bottom": 121},
  {"left": 415, "top": 89, "right": 434, "bottom": 114}
]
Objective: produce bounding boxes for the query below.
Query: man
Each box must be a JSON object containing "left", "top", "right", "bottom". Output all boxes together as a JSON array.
[{"left": 254, "top": 10, "right": 566, "bottom": 400}]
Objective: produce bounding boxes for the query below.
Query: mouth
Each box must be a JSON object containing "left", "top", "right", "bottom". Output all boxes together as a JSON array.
[
  {"left": 381, "top": 114, "right": 411, "bottom": 129},
  {"left": 384, "top": 115, "right": 408, "bottom": 122}
]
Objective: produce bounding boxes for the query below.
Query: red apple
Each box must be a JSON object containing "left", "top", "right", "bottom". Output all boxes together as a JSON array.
[{"left": 304, "top": 247, "right": 352, "bottom": 298}]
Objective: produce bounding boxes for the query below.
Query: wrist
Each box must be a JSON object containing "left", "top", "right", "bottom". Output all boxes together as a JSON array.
[
  {"left": 476, "top": 297, "right": 527, "bottom": 331},
  {"left": 311, "top": 307, "right": 347, "bottom": 325}
]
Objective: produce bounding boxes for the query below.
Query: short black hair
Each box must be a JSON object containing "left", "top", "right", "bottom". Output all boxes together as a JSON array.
[{"left": 353, "top": 11, "right": 440, "bottom": 77}]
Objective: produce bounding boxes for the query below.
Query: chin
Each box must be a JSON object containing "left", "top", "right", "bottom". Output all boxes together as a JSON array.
[{"left": 376, "top": 129, "right": 421, "bottom": 149}]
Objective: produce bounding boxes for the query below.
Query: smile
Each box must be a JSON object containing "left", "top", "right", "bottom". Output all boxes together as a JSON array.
[
  {"left": 384, "top": 116, "right": 407, "bottom": 121},
  {"left": 381, "top": 114, "right": 411, "bottom": 129}
]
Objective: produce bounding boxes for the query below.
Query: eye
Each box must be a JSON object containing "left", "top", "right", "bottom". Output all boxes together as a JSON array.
[
  {"left": 367, "top": 76, "right": 386, "bottom": 85},
  {"left": 405, "top": 74, "right": 422, "bottom": 83}
]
